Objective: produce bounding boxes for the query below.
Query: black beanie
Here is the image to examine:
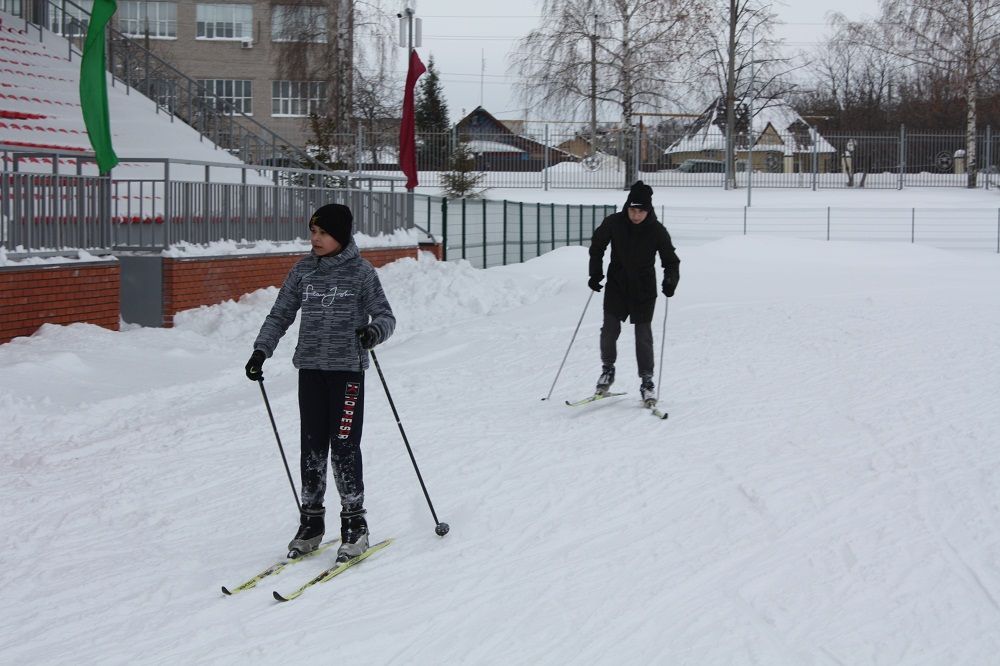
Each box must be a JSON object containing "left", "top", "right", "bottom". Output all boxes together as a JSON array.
[
  {"left": 310, "top": 203, "right": 353, "bottom": 247},
  {"left": 625, "top": 180, "right": 653, "bottom": 211}
]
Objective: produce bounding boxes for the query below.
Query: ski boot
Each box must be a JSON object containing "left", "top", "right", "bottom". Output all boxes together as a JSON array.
[
  {"left": 288, "top": 505, "right": 325, "bottom": 558},
  {"left": 595, "top": 364, "right": 615, "bottom": 396},
  {"left": 640, "top": 376, "right": 656, "bottom": 407},
  {"left": 336, "top": 508, "right": 370, "bottom": 563}
]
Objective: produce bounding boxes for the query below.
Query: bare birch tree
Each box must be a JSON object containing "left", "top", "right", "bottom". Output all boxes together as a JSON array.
[
  {"left": 877, "top": 0, "right": 1000, "bottom": 186},
  {"left": 512, "top": 0, "right": 712, "bottom": 187},
  {"left": 700, "top": 0, "right": 799, "bottom": 186}
]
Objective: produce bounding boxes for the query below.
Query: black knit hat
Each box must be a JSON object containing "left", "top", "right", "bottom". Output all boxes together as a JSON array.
[
  {"left": 309, "top": 203, "right": 353, "bottom": 247},
  {"left": 625, "top": 180, "right": 653, "bottom": 211}
]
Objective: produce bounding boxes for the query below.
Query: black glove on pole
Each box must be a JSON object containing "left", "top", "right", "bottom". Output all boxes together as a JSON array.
[
  {"left": 256, "top": 378, "right": 301, "bottom": 510},
  {"left": 245, "top": 349, "right": 265, "bottom": 380},
  {"left": 367, "top": 345, "right": 450, "bottom": 537},
  {"left": 542, "top": 290, "right": 594, "bottom": 401},
  {"left": 355, "top": 325, "right": 379, "bottom": 350}
]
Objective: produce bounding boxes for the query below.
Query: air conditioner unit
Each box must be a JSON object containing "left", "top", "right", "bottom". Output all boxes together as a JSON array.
[{"left": 240, "top": 39, "right": 253, "bottom": 49}]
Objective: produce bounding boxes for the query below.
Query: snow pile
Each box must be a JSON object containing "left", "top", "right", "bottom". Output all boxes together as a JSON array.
[
  {"left": 160, "top": 229, "right": 429, "bottom": 258},
  {"left": 0, "top": 247, "right": 115, "bottom": 266}
]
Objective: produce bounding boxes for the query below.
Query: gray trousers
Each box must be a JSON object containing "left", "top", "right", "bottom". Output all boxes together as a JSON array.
[{"left": 600, "top": 311, "right": 654, "bottom": 379}]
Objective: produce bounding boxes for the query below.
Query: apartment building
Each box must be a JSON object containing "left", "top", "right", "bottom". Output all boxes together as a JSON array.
[{"left": 37, "top": 0, "right": 352, "bottom": 150}]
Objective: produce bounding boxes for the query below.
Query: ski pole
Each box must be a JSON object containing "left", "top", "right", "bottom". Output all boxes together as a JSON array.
[
  {"left": 656, "top": 297, "right": 669, "bottom": 402},
  {"left": 542, "top": 290, "right": 594, "bottom": 401},
  {"left": 368, "top": 348, "right": 450, "bottom": 537},
  {"left": 256, "top": 379, "right": 301, "bottom": 510}
]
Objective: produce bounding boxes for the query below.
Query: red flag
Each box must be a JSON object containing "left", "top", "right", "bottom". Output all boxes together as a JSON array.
[{"left": 399, "top": 50, "right": 426, "bottom": 191}]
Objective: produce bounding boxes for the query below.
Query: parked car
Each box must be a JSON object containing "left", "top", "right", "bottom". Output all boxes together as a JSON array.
[{"left": 677, "top": 159, "right": 726, "bottom": 173}]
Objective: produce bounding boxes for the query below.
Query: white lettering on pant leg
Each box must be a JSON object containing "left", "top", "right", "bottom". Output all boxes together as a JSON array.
[{"left": 337, "top": 383, "right": 361, "bottom": 440}]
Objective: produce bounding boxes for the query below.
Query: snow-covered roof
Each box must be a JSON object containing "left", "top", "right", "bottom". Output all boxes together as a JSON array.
[
  {"left": 665, "top": 98, "right": 836, "bottom": 156},
  {"left": 464, "top": 140, "right": 523, "bottom": 154}
]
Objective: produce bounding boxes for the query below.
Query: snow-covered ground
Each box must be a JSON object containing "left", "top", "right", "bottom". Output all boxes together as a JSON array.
[{"left": 3, "top": 234, "right": 1000, "bottom": 664}]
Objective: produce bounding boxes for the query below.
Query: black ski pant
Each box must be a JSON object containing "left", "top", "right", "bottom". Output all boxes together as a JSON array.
[
  {"left": 600, "top": 310, "right": 654, "bottom": 380},
  {"left": 298, "top": 369, "right": 365, "bottom": 513}
]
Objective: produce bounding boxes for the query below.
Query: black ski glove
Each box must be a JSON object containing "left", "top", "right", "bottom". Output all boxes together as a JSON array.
[
  {"left": 662, "top": 276, "right": 676, "bottom": 298},
  {"left": 356, "top": 325, "right": 380, "bottom": 350},
  {"left": 588, "top": 276, "right": 603, "bottom": 292},
  {"left": 245, "top": 349, "right": 266, "bottom": 381}
]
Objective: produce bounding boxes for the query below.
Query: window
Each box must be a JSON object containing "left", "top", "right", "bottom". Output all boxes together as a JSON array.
[
  {"left": 198, "top": 79, "right": 253, "bottom": 115},
  {"left": 272, "top": 81, "right": 326, "bottom": 117},
  {"left": 119, "top": 1, "right": 177, "bottom": 38},
  {"left": 0, "top": 1, "right": 24, "bottom": 17},
  {"left": 196, "top": 4, "right": 252, "bottom": 39},
  {"left": 49, "top": 0, "right": 92, "bottom": 36},
  {"left": 271, "top": 5, "right": 327, "bottom": 43}
]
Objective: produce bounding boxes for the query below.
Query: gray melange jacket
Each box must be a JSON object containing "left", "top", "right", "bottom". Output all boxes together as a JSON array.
[{"left": 253, "top": 242, "right": 396, "bottom": 372}]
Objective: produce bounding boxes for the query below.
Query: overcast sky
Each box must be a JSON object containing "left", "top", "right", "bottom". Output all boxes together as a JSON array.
[{"left": 391, "top": 0, "right": 879, "bottom": 123}]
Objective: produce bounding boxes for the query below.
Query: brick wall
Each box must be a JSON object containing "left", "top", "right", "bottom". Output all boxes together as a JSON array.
[
  {"left": 161, "top": 245, "right": 435, "bottom": 327},
  {"left": 0, "top": 262, "right": 120, "bottom": 344}
]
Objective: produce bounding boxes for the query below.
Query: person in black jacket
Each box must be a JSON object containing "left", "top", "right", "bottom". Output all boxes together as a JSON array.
[{"left": 588, "top": 181, "right": 680, "bottom": 405}]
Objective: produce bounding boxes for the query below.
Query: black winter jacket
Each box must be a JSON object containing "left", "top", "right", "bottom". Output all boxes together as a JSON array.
[{"left": 588, "top": 207, "right": 680, "bottom": 324}]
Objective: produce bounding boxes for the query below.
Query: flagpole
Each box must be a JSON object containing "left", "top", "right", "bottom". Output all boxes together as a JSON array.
[{"left": 397, "top": 3, "right": 423, "bottom": 193}]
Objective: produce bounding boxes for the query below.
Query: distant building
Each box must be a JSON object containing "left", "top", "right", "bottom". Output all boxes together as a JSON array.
[
  {"left": 45, "top": 0, "right": 353, "bottom": 149},
  {"left": 455, "top": 107, "right": 575, "bottom": 172},
  {"left": 665, "top": 98, "right": 836, "bottom": 173}
]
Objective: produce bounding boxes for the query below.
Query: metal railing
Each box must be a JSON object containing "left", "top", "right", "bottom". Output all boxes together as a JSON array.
[
  {"left": 2, "top": 0, "right": 332, "bottom": 172},
  {"left": 2, "top": 151, "right": 411, "bottom": 252},
  {"left": 311, "top": 127, "right": 1000, "bottom": 191}
]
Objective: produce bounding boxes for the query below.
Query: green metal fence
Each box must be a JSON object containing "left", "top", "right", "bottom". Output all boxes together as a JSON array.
[{"left": 414, "top": 196, "right": 617, "bottom": 267}]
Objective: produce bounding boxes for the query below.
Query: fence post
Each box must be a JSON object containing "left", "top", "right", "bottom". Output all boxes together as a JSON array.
[
  {"left": 441, "top": 198, "right": 448, "bottom": 261},
  {"left": 986, "top": 126, "right": 993, "bottom": 191},
  {"left": 898, "top": 125, "right": 906, "bottom": 190},
  {"left": 536, "top": 202, "right": 541, "bottom": 257},
  {"left": 566, "top": 203, "right": 571, "bottom": 247},
  {"left": 743, "top": 206, "right": 747, "bottom": 235},
  {"left": 502, "top": 200, "right": 508, "bottom": 266},
  {"left": 996, "top": 208, "right": 999, "bottom": 254},
  {"left": 482, "top": 198, "right": 487, "bottom": 268},
  {"left": 827, "top": 206, "right": 831, "bottom": 241},
  {"left": 812, "top": 127, "right": 818, "bottom": 191},
  {"left": 164, "top": 160, "right": 172, "bottom": 246},
  {"left": 911, "top": 208, "right": 915, "bottom": 244},
  {"left": 519, "top": 201, "right": 524, "bottom": 264},
  {"left": 461, "top": 197, "right": 467, "bottom": 260},
  {"left": 551, "top": 203, "right": 556, "bottom": 251},
  {"left": 543, "top": 124, "right": 550, "bottom": 192}
]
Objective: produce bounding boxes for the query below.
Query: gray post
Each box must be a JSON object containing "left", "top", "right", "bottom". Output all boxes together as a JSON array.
[
  {"left": 543, "top": 124, "right": 551, "bottom": 191},
  {"left": 911, "top": 208, "right": 915, "bottom": 243},
  {"left": 898, "top": 125, "right": 906, "bottom": 190},
  {"left": 827, "top": 206, "right": 831, "bottom": 241},
  {"left": 441, "top": 198, "right": 448, "bottom": 261},
  {"left": 812, "top": 127, "right": 818, "bottom": 191},
  {"left": 164, "top": 160, "right": 171, "bottom": 246},
  {"left": 986, "top": 126, "right": 993, "bottom": 191}
]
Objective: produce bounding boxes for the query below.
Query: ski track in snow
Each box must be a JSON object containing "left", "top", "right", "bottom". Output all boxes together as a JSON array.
[{"left": 2, "top": 238, "right": 1000, "bottom": 664}]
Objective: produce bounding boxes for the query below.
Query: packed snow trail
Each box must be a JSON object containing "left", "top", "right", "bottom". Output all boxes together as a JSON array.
[{"left": 3, "top": 238, "right": 1000, "bottom": 664}]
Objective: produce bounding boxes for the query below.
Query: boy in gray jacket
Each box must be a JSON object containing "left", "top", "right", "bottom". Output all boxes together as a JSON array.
[{"left": 245, "top": 203, "right": 396, "bottom": 563}]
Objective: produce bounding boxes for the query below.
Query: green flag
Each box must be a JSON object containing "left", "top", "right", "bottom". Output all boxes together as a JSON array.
[{"left": 79, "top": 0, "right": 119, "bottom": 173}]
